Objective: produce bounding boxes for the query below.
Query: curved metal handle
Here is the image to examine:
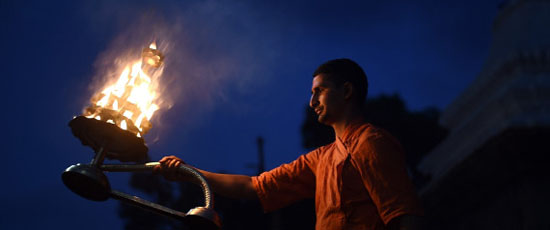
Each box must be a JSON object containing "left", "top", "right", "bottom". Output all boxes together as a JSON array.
[
  {"left": 99, "top": 162, "right": 221, "bottom": 229},
  {"left": 100, "top": 162, "right": 214, "bottom": 209}
]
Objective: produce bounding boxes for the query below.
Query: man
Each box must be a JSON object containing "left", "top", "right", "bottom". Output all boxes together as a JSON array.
[{"left": 155, "top": 59, "right": 423, "bottom": 229}]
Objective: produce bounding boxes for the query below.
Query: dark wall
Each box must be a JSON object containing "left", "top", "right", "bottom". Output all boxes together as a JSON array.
[{"left": 421, "top": 127, "right": 550, "bottom": 230}]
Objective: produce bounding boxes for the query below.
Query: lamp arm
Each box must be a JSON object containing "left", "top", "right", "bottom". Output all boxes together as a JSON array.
[{"left": 100, "top": 162, "right": 214, "bottom": 209}]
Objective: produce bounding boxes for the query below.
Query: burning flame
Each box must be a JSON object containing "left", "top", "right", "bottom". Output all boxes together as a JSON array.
[{"left": 84, "top": 42, "right": 164, "bottom": 137}]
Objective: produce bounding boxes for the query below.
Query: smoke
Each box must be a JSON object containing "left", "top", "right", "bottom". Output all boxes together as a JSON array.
[{"left": 80, "top": 0, "right": 287, "bottom": 141}]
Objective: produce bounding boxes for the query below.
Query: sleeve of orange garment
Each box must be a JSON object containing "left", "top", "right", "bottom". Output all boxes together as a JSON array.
[
  {"left": 251, "top": 147, "right": 322, "bottom": 212},
  {"left": 351, "top": 130, "right": 423, "bottom": 225}
]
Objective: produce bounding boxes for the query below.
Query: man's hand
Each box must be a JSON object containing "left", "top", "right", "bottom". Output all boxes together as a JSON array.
[{"left": 153, "top": 155, "right": 189, "bottom": 181}]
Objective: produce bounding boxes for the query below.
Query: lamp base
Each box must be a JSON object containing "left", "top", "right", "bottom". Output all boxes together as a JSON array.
[{"left": 69, "top": 116, "right": 148, "bottom": 162}]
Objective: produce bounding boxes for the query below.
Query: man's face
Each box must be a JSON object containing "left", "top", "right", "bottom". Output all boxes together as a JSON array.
[{"left": 309, "top": 74, "right": 346, "bottom": 125}]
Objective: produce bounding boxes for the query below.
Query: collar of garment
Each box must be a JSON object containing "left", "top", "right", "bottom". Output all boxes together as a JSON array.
[{"left": 336, "top": 121, "right": 369, "bottom": 152}]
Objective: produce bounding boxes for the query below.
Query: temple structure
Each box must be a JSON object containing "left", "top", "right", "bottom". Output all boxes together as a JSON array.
[{"left": 418, "top": 0, "right": 550, "bottom": 229}]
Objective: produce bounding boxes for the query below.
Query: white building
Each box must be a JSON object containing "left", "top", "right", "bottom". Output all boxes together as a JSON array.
[{"left": 418, "top": 0, "right": 550, "bottom": 229}]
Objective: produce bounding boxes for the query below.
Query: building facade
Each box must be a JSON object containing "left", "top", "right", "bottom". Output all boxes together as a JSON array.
[{"left": 418, "top": 0, "right": 550, "bottom": 229}]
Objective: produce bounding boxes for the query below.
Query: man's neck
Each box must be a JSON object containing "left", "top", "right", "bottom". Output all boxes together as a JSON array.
[{"left": 332, "top": 108, "right": 365, "bottom": 140}]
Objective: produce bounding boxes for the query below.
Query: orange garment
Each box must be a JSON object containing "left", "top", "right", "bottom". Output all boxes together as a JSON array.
[{"left": 252, "top": 123, "right": 423, "bottom": 230}]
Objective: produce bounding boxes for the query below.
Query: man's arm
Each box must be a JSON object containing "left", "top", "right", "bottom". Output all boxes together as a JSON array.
[
  {"left": 196, "top": 169, "right": 258, "bottom": 199},
  {"left": 154, "top": 155, "right": 258, "bottom": 200}
]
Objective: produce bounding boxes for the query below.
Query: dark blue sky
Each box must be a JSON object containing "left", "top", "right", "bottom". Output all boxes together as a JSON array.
[{"left": 2, "top": 0, "right": 501, "bottom": 229}]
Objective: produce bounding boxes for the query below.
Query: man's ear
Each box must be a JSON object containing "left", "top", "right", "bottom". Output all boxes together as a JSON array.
[{"left": 343, "top": 82, "right": 353, "bottom": 100}]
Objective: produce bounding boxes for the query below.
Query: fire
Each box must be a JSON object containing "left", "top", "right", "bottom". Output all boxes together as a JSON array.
[{"left": 84, "top": 42, "right": 165, "bottom": 137}]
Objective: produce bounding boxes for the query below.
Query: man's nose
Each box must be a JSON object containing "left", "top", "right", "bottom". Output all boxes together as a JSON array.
[{"left": 310, "top": 95, "right": 318, "bottom": 108}]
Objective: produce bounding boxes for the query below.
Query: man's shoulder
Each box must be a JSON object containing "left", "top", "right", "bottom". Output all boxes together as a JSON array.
[
  {"left": 306, "top": 142, "right": 337, "bottom": 157},
  {"left": 354, "top": 123, "right": 394, "bottom": 143},
  {"left": 352, "top": 123, "right": 403, "bottom": 159}
]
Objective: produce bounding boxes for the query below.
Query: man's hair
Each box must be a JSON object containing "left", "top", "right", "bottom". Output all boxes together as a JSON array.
[{"left": 313, "top": 58, "right": 368, "bottom": 105}]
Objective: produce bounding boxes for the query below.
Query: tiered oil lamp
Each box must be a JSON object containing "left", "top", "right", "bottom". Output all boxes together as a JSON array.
[{"left": 62, "top": 43, "right": 221, "bottom": 230}]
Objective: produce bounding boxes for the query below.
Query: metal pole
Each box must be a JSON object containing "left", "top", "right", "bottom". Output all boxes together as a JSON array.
[
  {"left": 257, "top": 136, "right": 265, "bottom": 175},
  {"left": 91, "top": 143, "right": 107, "bottom": 167}
]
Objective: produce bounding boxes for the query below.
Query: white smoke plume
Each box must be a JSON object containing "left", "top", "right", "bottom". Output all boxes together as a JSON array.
[{"left": 79, "top": 0, "right": 287, "bottom": 142}]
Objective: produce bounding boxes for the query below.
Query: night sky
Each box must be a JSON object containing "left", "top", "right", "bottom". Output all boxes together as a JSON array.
[{"left": 2, "top": 0, "right": 501, "bottom": 229}]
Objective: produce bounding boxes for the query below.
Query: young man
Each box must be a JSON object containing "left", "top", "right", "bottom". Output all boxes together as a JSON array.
[{"left": 155, "top": 59, "right": 423, "bottom": 229}]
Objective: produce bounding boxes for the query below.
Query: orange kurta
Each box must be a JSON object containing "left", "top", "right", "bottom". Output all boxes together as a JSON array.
[{"left": 252, "top": 123, "right": 423, "bottom": 230}]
